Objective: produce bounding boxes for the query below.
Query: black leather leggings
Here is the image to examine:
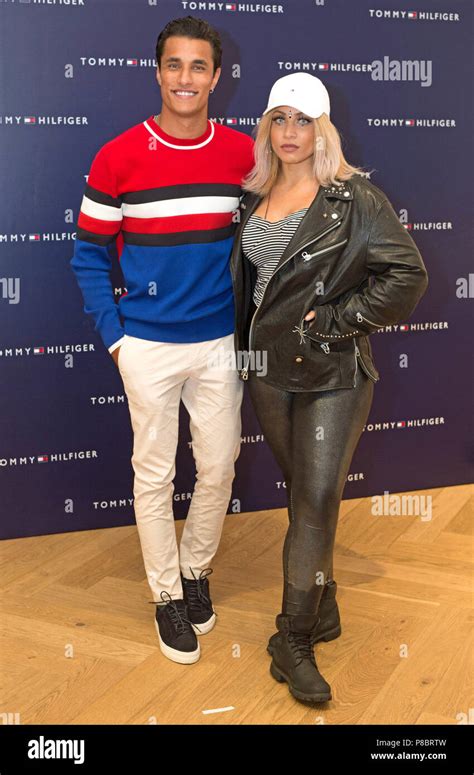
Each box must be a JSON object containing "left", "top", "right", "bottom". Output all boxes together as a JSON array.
[{"left": 247, "top": 361, "right": 374, "bottom": 617}]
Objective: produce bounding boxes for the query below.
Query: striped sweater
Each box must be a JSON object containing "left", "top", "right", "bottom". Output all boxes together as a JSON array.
[{"left": 70, "top": 116, "right": 254, "bottom": 351}]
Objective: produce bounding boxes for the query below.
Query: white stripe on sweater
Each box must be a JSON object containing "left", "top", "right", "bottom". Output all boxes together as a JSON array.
[
  {"left": 81, "top": 195, "right": 122, "bottom": 222},
  {"left": 121, "top": 195, "right": 240, "bottom": 219},
  {"left": 143, "top": 119, "right": 215, "bottom": 150},
  {"left": 81, "top": 194, "right": 240, "bottom": 222}
]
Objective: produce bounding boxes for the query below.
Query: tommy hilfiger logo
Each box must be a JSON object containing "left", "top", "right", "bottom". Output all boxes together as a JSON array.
[
  {"left": 180, "top": 2, "right": 285, "bottom": 13},
  {"left": 367, "top": 117, "right": 455, "bottom": 128},
  {"left": 1, "top": 451, "right": 98, "bottom": 467},
  {"left": 211, "top": 116, "right": 260, "bottom": 127},
  {"left": 402, "top": 219, "right": 453, "bottom": 231},
  {"left": 0, "top": 232, "right": 76, "bottom": 242},
  {"left": 0, "top": 115, "right": 88, "bottom": 126},
  {"left": 0, "top": 343, "right": 96, "bottom": 358},
  {"left": 369, "top": 9, "right": 460, "bottom": 22}
]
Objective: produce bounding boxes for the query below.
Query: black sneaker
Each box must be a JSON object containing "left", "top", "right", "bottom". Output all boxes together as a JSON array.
[
  {"left": 181, "top": 568, "right": 216, "bottom": 635},
  {"left": 150, "top": 591, "right": 200, "bottom": 664}
]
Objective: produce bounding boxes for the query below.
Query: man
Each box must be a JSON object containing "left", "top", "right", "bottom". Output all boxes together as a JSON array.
[{"left": 71, "top": 16, "right": 254, "bottom": 664}]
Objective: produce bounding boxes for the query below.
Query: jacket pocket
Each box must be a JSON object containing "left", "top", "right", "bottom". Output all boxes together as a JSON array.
[
  {"left": 293, "top": 315, "right": 330, "bottom": 353},
  {"left": 300, "top": 238, "right": 348, "bottom": 263},
  {"left": 269, "top": 336, "right": 344, "bottom": 391},
  {"left": 355, "top": 337, "right": 380, "bottom": 382}
]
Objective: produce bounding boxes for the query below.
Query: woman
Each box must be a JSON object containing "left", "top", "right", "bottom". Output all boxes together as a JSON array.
[{"left": 230, "top": 72, "right": 429, "bottom": 704}]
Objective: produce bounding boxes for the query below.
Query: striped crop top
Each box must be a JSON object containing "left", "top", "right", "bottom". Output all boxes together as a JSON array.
[{"left": 242, "top": 208, "right": 308, "bottom": 306}]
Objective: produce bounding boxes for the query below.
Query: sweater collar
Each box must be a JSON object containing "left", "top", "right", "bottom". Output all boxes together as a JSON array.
[{"left": 143, "top": 115, "right": 215, "bottom": 149}]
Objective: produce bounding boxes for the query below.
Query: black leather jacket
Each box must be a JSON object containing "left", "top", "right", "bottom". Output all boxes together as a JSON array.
[{"left": 230, "top": 174, "right": 429, "bottom": 391}]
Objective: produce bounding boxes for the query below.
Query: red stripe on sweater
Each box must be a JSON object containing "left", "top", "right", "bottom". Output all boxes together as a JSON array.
[
  {"left": 78, "top": 212, "right": 121, "bottom": 236},
  {"left": 122, "top": 211, "right": 233, "bottom": 235}
]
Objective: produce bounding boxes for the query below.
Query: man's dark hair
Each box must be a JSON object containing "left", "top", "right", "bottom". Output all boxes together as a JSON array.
[{"left": 156, "top": 16, "right": 222, "bottom": 73}]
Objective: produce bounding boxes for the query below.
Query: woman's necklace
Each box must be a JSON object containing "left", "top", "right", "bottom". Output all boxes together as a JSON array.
[{"left": 264, "top": 189, "right": 271, "bottom": 220}]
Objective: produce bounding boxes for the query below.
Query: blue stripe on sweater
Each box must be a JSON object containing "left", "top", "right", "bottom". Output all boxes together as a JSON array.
[{"left": 71, "top": 236, "right": 236, "bottom": 347}]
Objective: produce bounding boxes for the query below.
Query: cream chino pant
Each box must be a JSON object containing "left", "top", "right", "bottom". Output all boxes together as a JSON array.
[{"left": 117, "top": 332, "right": 243, "bottom": 602}]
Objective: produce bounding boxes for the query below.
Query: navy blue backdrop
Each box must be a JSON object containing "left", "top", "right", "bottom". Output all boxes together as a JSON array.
[{"left": 1, "top": 0, "right": 472, "bottom": 539}]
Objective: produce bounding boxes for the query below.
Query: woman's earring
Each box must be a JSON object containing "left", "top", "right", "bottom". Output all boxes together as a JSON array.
[{"left": 209, "top": 88, "right": 214, "bottom": 94}]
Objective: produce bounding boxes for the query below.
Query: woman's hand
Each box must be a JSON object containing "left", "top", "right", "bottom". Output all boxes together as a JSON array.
[{"left": 304, "top": 310, "right": 316, "bottom": 322}]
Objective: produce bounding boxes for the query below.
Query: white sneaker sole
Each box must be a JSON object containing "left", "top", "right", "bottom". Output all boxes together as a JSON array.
[
  {"left": 192, "top": 612, "right": 216, "bottom": 635},
  {"left": 154, "top": 618, "right": 201, "bottom": 664}
]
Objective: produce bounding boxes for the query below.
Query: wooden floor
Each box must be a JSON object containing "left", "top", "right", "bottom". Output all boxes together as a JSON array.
[{"left": 1, "top": 484, "right": 472, "bottom": 725}]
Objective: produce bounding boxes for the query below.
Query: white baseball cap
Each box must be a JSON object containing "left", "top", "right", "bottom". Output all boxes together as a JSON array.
[{"left": 263, "top": 72, "right": 331, "bottom": 119}]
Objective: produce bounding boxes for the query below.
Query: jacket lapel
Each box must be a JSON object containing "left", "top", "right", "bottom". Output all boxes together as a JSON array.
[
  {"left": 230, "top": 192, "right": 261, "bottom": 272},
  {"left": 233, "top": 178, "right": 354, "bottom": 274},
  {"left": 271, "top": 184, "right": 349, "bottom": 273}
]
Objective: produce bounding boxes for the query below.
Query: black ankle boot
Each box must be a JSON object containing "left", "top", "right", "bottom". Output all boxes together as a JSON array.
[
  {"left": 269, "top": 613, "right": 332, "bottom": 703},
  {"left": 267, "top": 580, "right": 341, "bottom": 657},
  {"left": 311, "top": 579, "right": 341, "bottom": 643}
]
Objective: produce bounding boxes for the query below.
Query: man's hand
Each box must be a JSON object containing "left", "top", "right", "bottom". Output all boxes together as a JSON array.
[
  {"left": 304, "top": 310, "right": 317, "bottom": 322},
  {"left": 111, "top": 347, "right": 121, "bottom": 367}
]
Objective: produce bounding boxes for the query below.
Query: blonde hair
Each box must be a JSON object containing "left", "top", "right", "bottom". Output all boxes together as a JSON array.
[{"left": 242, "top": 111, "right": 371, "bottom": 196}]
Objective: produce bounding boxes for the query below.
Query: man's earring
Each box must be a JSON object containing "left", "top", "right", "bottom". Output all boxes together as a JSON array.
[{"left": 209, "top": 88, "right": 214, "bottom": 94}]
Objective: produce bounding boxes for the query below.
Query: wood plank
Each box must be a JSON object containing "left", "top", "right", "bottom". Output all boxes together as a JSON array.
[{"left": 1, "top": 483, "right": 471, "bottom": 725}]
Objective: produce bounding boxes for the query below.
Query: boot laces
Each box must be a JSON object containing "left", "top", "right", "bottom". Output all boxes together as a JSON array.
[
  {"left": 289, "top": 631, "right": 317, "bottom": 668},
  {"left": 183, "top": 567, "right": 213, "bottom": 611},
  {"left": 149, "top": 591, "right": 196, "bottom": 635}
]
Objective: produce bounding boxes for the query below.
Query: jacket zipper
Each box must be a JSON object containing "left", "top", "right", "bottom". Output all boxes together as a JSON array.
[
  {"left": 240, "top": 219, "right": 343, "bottom": 380},
  {"left": 356, "top": 310, "right": 381, "bottom": 329},
  {"left": 354, "top": 342, "right": 379, "bottom": 382},
  {"left": 295, "top": 238, "right": 347, "bottom": 356},
  {"left": 301, "top": 238, "right": 348, "bottom": 262}
]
